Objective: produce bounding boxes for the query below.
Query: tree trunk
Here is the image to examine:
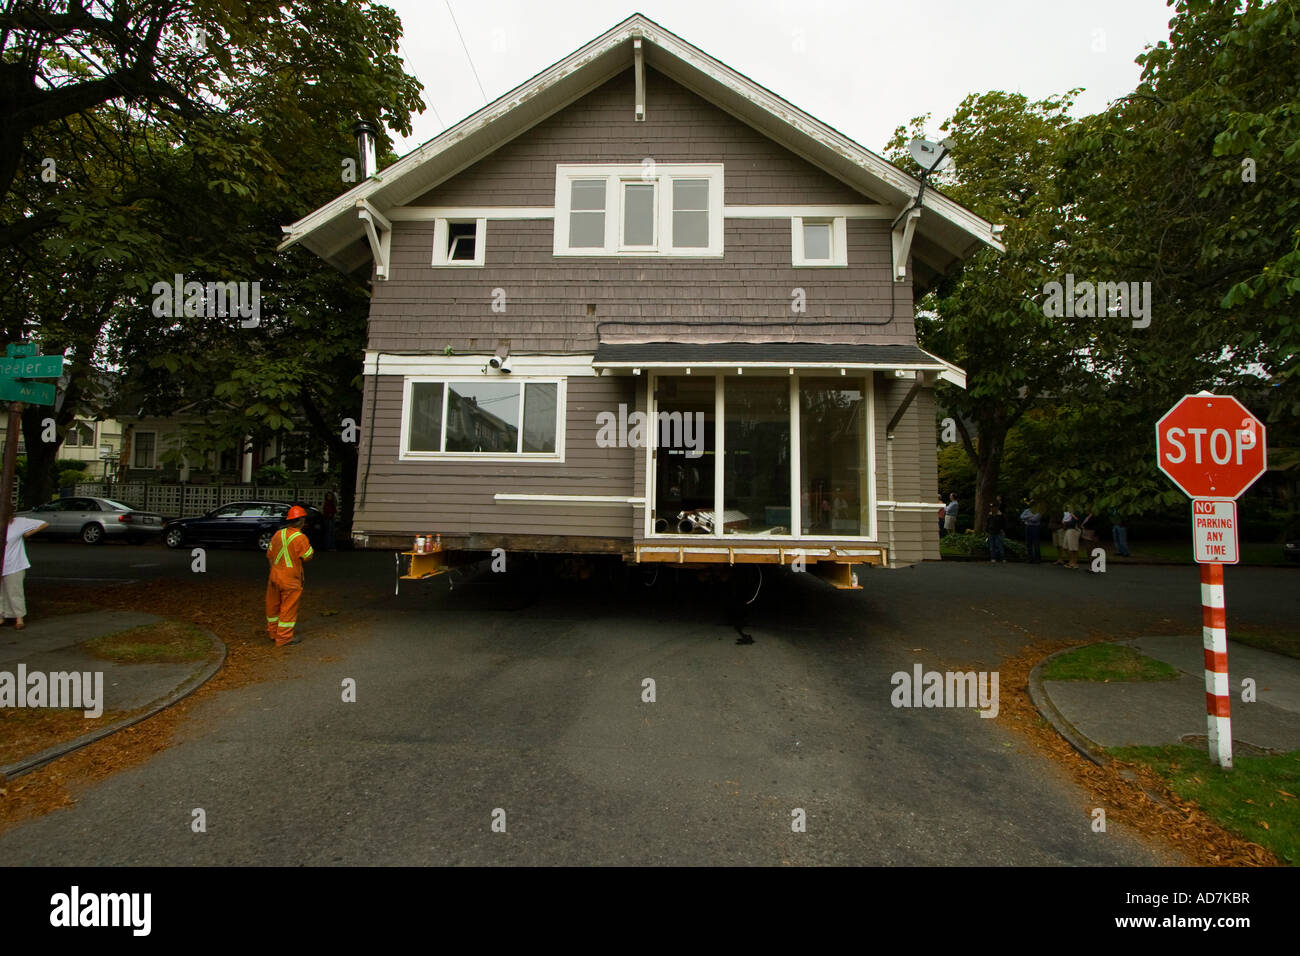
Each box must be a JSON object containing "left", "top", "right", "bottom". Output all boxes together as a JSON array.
[
  {"left": 338, "top": 446, "right": 358, "bottom": 547},
  {"left": 19, "top": 350, "right": 88, "bottom": 508},
  {"left": 21, "top": 408, "right": 63, "bottom": 507},
  {"left": 971, "top": 429, "right": 1008, "bottom": 533},
  {"left": 298, "top": 387, "right": 359, "bottom": 549}
]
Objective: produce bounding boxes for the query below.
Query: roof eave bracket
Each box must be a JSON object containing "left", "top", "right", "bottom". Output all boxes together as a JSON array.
[
  {"left": 633, "top": 38, "right": 646, "bottom": 122},
  {"left": 356, "top": 199, "right": 392, "bottom": 281},
  {"left": 891, "top": 207, "right": 921, "bottom": 282}
]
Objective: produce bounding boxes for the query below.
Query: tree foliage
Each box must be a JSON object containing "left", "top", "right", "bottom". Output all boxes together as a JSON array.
[
  {"left": 899, "top": 0, "right": 1300, "bottom": 525},
  {"left": 1, "top": 0, "right": 424, "bottom": 519}
]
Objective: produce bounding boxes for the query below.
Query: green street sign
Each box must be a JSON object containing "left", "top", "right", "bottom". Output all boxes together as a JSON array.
[
  {"left": 0, "top": 379, "right": 56, "bottom": 404},
  {"left": 6, "top": 343, "right": 37, "bottom": 359},
  {"left": 0, "top": 356, "right": 63, "bottom": 378}
]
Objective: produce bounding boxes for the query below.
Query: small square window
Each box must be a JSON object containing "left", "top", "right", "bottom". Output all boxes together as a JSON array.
[
  {"left": 447, "top": 222, "right": 477, "bottom": 261},
  {"left": 432, "top": 218, "right": 486, "bottom": 267},
  {"left": 792, "top": 217, "right": 847, "bottom": 267},
  {"left": 803, "top": 222, "right": 832, "bottom": 260}
]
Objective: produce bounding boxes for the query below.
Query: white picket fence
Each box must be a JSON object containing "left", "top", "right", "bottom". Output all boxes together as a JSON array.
[{"left": 73, "top": 483, "right": 329, "bottom": 516}]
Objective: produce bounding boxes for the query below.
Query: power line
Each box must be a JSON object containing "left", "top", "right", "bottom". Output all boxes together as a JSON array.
[
  {"left": 397, "top": 35, "right": 442, "bottom": 130},
  {"left": 443, "top": 0, "right": 488, "bottom": 104}
]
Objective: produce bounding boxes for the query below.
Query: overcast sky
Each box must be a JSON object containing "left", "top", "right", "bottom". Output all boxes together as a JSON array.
[{"left": 382, "top": 0, "right": 1177, "bottom": 157}]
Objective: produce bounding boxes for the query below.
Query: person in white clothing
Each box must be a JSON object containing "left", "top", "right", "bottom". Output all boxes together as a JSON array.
[{"left": 2, "top": 510, "right": 49, "bottom": 629}]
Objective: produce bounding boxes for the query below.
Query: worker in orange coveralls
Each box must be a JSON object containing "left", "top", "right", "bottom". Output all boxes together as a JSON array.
[{"left": 266, "top": 505, "right": 315, "bottom": 646}]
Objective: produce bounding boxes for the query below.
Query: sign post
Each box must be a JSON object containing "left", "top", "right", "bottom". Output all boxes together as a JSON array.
[
  {"left": 1155, "top": 393, "right": 1268, "bottom": 769},
  {"left": 0, "top": 342, "right": 64, "bottom": 583}
]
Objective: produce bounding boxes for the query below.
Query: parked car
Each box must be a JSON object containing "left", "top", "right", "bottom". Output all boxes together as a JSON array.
[
  {"left": 1286, "top": 538, "right": 1299, "bottom": 563},
  {"left": 17, "top": 496, "right": 164, "bottom": 544},
  {"left": 163, "top": 500, "right": 322, "bottom": 551}
]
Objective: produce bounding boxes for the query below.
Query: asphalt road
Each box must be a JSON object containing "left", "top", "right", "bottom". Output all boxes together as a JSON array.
[{"left": 5, "top": 542, "right": 1298, "bottom": 865}]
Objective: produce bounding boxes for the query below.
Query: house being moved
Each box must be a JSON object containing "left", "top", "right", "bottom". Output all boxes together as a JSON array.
[{"left": 281, "top": 14, "right": 1002, "bottom": 586}]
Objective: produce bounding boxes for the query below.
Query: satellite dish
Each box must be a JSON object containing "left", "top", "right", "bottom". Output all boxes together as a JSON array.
[{"left": 908, "top": 138, "right": 954, "bottom": 173}]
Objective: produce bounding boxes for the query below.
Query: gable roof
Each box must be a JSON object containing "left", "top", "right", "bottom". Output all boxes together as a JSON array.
[{"left": 280, "top": 13, "right": 1003, "bottom": 287}]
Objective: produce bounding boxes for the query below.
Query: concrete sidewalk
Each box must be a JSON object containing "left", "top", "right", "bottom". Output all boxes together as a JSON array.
[
  {"left": 1031, "top": 635, "right": 1300, "bottom": 760},
  {"left": 0, "top": 611, "right": 224, "bottom": 778}
]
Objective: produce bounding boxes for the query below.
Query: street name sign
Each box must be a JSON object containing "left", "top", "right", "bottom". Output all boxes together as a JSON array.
[
  {"left": 0, "top": 379, "right": 56, "bottom": 404},
  {"left": 1192, "top": 499, "right": 1238, "bottom": 565},
  {"left": 0, "top": 356, "right": 63, "bottom": 379}
]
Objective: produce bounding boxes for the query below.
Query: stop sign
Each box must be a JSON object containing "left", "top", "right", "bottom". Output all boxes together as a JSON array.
[{"left": 1155, "top": 394, "right": 1267, "bottom": 499}]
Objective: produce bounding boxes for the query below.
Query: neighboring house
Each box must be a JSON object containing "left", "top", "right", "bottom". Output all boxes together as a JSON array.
[
  {"left": 280, "top": 14, "right": 1002, "bottom": 578},
  {"left": 0, "top": 417, "right": 123, "bottom": 480},
  {"left": 60, "top": 418, "right": 122, "bottom": 478},
  {"left": 117, "top": 412, "right": 325, "bottom": 484}
]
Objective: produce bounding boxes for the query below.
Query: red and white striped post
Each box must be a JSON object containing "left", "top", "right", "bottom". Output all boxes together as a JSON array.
[
  {"left": 1200, "top": 563, "right": 1232, "bottom": 768},
  {"left": 1158, "top": 395, "right": 1266, "bottom": 771}
]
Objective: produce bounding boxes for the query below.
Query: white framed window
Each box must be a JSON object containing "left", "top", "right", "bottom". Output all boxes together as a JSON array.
[
  {"left": 620, "top": 180, "right": 657, "bottom": 250},
  {"left": 65, "top": 421, "right": 95, "bottom": 447},
  {"left": 431, "top": 218, "right": 487, "bottom": 267},
  {"left": 133, "top": 431, "right": 157, "bottom": 469},
  {"left": 791, "top": 216, "right": 847, "bottom": 267},
  {"left": 645, "top": 372, "right": 877, "bottom": 541},
  {"left": 553, "top": 164, "right": 723, "bottom": 256},
  {"left": 400, "top": 378, "right": 565, "bottom": 461}
]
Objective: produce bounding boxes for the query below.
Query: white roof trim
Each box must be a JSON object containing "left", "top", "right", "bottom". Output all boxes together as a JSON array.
[
  {"left": 917, "top": 346, "right": 967, "bottom": 389},
  {"left": 280, "top": 14, "right": 1002, "bottom": 264}
]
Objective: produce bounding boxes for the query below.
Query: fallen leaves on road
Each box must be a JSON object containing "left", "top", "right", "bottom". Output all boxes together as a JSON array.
[
  {"left": 992, "top": 638, "right": 1279, "bottom": 867},
  {"left": 0, "top": 577, "right": 365, "bottom": 833}
]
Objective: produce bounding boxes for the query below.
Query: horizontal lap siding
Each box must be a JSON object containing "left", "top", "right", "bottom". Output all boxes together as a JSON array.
[
  {"left": 367, "top": 66, "right": 913, "bottom": 353},
  {"left": 874, "top": 376, "right": 940, "bottom": 565},
  {"left": 353, "top": 375, "right": 636, "bottom": 537}
]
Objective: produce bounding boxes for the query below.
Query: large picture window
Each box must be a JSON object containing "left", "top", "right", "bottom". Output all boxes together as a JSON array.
[
  {"left": 553, "top": 164, "right": 723, "bottom": 257},
  {"left": 650, "top": 373, "right": 873, "bottom": 539},
  {"left": 402, "top": 379, "right": 562, "bottom": 459},
  {"left": 799, "top": 378, "right": 868, "bottom": 536}
]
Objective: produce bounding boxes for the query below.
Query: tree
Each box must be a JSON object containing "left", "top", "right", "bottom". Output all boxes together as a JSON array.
[
  {"left": 2, "top": 1, "right": 424, "bottom": 519},
  {"left": 887, "top": 91, "right": 1090, "bottom": 530},
  {"left": 1, "top": 0, "right": 422, "bottom": 247},
  {"left": 1048, "top": 0, "right": 1300, "bottom": 515}
]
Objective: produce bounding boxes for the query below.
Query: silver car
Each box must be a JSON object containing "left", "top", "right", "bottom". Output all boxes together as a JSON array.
[{"left": 18, "top": 496, "right": 164, "bottom": 544}]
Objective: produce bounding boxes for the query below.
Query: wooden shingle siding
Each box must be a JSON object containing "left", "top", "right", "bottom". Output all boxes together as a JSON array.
[
  {"left": 353, "top": 374, "right": 636, "bottom": 538},
  {"left": 366, "top": 65, "right": 914, "bottom": 354},
  {"left": 353, "top": 62, "right": 943, "bottom": 562}
]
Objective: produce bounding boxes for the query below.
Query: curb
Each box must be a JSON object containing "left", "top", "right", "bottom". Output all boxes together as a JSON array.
[
  {"left": 0, "top": 629, "right": 226, "bottom": 780},
  {"left": 1027, "top": 646, "right": 1110, "bottom": 767}
]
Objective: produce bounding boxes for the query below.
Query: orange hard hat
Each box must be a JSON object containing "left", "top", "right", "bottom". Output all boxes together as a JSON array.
[{"left": 286, "top": 505, "right": 309, "bottom": 521}]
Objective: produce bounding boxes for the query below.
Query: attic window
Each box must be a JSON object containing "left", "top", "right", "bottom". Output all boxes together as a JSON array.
[
  {"left": 792, "top": 216, "right": 847, "bottom": 267},
  {"left": 554, "top": 164, "right": 723, "bottom": 257},
  {"left": 432, "top": 218, "right": 486, "bottom": 267}
]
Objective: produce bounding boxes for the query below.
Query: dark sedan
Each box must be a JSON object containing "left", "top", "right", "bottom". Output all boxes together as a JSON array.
[{"left": 163, "top": 500, "right": 322, "bottom": 551}]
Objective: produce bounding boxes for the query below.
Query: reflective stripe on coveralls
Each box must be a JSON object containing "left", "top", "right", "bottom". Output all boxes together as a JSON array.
[{"left": 267, "top": 528, "right": 313, "bottom": 644}]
